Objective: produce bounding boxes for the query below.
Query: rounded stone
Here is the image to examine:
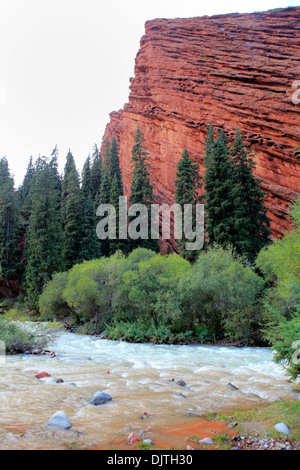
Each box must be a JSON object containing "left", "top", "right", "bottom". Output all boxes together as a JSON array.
[
  {"left": 176, "top": 380, "right": 186, "bottom": 387},
  {"left": 275, "top": 423, "right": 290, "bottom": 435},
  {"left": 46, "top": 411, "right": 71, "bottom": 430},
  {"left": 90, "top": 391, "right": 112, "bottom": 406}
]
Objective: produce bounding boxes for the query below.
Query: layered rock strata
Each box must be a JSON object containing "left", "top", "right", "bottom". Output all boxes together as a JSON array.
[{"left": 102, "top": 7, "right": 300, "bottom": 247}]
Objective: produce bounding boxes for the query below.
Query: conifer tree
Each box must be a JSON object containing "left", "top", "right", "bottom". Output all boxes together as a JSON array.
[
  {"left": 110, "top": 137, "right": 123, "bottom": 193},
  {"left": 129, "top": 125, "right": 159, "bottom": 252},
  {"left": 49, "top": 145, "right": 62, "bottom": 195},
  {"left": 80, "top": 155, "right": 102, "bottom": 260},
  {"left": 81, "top": 155, "right": 92, "bottom": 195},
  {"left": 25, "top": 159, "right": 63, "bottom": 305},
  {"left": 19, "top": 156, "right": 36, "bottom": 221},
  {"left": 204, "top": 127, "right": 241, "bottom": 249},
  {"left": 174, "top": 149, "right": 202, "bottom": 260},
  {"left": 98, "top": 139, "right": 112, "bottom": 206},
  {"left": 97, "top": 163, "right": 112, "bottom": 257},
  {"left": 90, "top": 144, "right": 102, "bottom": 201},
  {"left": 230, "top": 128, "right": 271, "bottom": 261},
  {"left": 61, "top": 150, "right": 83, "bottom": 269},
  {"left": 0, "top": 158, "right": 23, "bottom": 294}
]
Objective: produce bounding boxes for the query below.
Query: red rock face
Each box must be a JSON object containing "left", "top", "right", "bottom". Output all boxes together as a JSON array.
[{"left": 102, "top": 7, "right": 300, "bottom": 248}]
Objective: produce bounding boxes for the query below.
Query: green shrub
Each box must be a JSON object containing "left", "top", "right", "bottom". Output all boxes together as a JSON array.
[
  {"left": 39, "top": 272, "right": 71, "bottom": 321},
  {"left": 0, "top": 319, "right": 48, "bottom": 354},
  {"left": 63, "top": 251, "right": 127, "bottom": 331},
  {"left": 256, "top": 197, "right": 300, "bottom": 378},
  {"left": 103, "top": 321, "right": 194, "bottom": 345},
  {"left": 122, "top": 253, "right": 191, "bottom": 330},
  {"left": 180, "top": 246, "right": 264, "bottom": 341}
]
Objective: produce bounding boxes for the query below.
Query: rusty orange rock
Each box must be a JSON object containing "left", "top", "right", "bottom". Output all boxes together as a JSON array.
[
  {"left": 35, "top": 372, "right": 51, "bottom": 379},
  {"left": 102, "top": 7, "right": 300, "bottom": 251}
]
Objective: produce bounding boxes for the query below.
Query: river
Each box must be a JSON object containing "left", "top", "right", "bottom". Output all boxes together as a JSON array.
[{"left": 0, "top": 327, "right": 296, "bottom": 450}]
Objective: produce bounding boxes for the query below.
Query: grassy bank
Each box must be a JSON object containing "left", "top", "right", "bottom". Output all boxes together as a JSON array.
[{"left": 198, "top": 399, "right": 300, "bottom": 449}]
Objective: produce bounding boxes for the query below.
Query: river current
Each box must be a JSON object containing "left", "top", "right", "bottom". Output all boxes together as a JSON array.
[{"left": 0, "top": 327, "right": 296, "bottom": 450}]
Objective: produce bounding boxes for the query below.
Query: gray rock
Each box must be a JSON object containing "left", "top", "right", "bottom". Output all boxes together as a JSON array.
[
  {"left": 90, "top": 391, "right": 112, "bottom": 406},
  {"left": 46, "top": 411, "right": 71, "bottom": 430},
  {"left": 295, "top": 393, "right": 300, "bottom": 400},
  {"left": 176, "top": 380, "right": 186, "bottom": 387},
  {"left": 275, "top": 423, "right": 290, "bottom": 435},
  {"left": 198, "top": 437, "right": 213, "bottom": 445},
  {"left": 143, "top": 439, "right": 154, "bottom": 446}
]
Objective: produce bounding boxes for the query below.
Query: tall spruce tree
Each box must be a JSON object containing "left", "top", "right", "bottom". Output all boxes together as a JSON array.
[
  {"left": 61, "top": 150, "right": 83, "bottom": 269},
  {"left": 19, "top": 156, "right": 36, "bottom": 221},
  {"left": 97, "top": 163, "right": 112, "bottom": 257},
  {"left": 174, "top": 149, "right": 203, "bottom": 260},
  {"left": 108, "top": 137, "right": 128, "bottom": 254},
  {"left": 204, "top": 127, "right": 242, "bottom": 249},
  {"left": 81, "top": 155, "right": 92, "bottom": 195},
  {"left": 49, "top": 145, "right": 62, "bottom": 196},
  {"left": 0, "top": 158, "right": 23, "bottom": 295},
  {"left": 25, "top": 158, "right": 63, "bottom": 306},
  {"left": 129, "top": 125, "right": 159, "bottom": 252},
  {"left": 90, "top": 144, "right": 102, "bottom": 201},
  {"left": 230, "top": 128, "right": 271, "bottom": 261},
  {"left": 80, "top": 155, "right": 102, "bottom": 260},
  {"left": 98, "top": 139, "right": 112, "bottom": 206},
  {"left": 110, "top": 137, "right": 123, "bottom": 192}
]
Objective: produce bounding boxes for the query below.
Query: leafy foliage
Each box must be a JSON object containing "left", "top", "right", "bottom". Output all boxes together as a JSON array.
[
  {"left": 0, "top": 319, "right": 47, "bottom": 354},
  {"left": 180, "top": 246, "right": 264, "bottom": 340},
  {"left": 256, "top": 196, "right": 300, "bottom": 378}
]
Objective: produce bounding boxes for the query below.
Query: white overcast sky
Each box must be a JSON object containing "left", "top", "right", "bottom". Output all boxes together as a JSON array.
[{"left": 0, "top": 0, "right": 298, "bottom": 186}]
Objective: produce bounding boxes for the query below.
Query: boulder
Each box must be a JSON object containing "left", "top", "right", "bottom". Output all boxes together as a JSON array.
[
  {"left": 46, "top": 411, "right": 71, "bottom": 430},
  {"left": 90, "top": 391, "right": 112, "bottom": 406},
  {"left": 275, "top": 423, "right": 290, "bottom": 435}
]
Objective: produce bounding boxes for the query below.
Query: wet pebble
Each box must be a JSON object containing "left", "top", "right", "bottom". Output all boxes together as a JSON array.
[{"left": 143, "top": 439, "right": 154, "bottom": 446}]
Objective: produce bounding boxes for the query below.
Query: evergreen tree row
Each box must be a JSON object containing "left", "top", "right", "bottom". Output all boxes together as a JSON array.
[
  {"left": 175, "top": 124, "right": 271, "bottom": 262},
  {"left": 204, "top": 124, "right": 271, "bottom": 262},
  {"left": 0, "top": 123, "right": 271, "bottom": 307}
]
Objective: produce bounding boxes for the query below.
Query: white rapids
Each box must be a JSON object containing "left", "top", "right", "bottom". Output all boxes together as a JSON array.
[{"left": 0, "top": 327, "right": 296, "bottom": 450}]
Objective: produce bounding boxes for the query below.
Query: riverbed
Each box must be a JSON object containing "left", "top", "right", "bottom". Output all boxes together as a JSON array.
[{"left": 0, "top": 329, "right": 296, "bottom": 450}]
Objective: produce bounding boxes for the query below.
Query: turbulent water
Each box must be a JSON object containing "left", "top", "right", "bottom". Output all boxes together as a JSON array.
[{"left": 0, "top": 327, "right": 296, "bottom": 450}]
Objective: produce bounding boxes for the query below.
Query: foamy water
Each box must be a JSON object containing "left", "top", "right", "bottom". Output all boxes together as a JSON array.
[{"left": 0, "top": 328, "right": 296, "bottom": 450}]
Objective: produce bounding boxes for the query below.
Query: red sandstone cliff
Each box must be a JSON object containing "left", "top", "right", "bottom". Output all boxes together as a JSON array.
[{"left": 102, "top": 7, "right": 300, "bottom": 246}]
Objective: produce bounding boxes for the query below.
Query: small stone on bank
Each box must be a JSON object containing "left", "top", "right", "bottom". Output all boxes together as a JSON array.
[
  {"left": 198, "top": 437, "right": 213, "bottom": 445},
  {"left": 274, "top": 423, "right": 290, "bottom": 435},
  {"left": 143, "top": 439, "right": 154, "bottom": 446}
]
